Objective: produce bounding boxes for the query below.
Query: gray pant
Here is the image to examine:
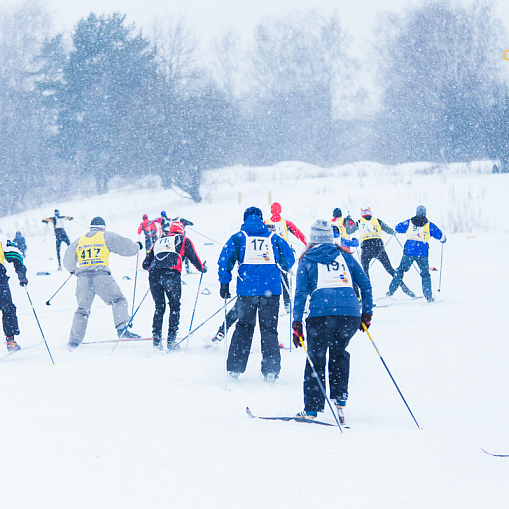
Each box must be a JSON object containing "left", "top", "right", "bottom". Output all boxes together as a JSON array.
[{"left": 69, "top": 273, "right": 129, "bottom": 345}]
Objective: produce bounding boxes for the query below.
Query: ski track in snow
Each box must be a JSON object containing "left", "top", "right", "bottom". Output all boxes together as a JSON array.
[{"left": 0, "top": 163, "right": 508, "bottom": 508}]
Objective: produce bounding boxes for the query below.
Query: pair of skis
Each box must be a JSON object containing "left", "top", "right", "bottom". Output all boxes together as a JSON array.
[{"left": 246, "top": 407, "right": 348, "bottom": 428}]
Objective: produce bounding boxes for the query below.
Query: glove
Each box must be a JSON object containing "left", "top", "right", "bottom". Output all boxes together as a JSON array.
[
  {"left": 441, "top": 236, "right": 447, "bottom": 244},
  {"left": 359, "top": 312, "right": 372, "bottom": 331},
  {"left": 219, "top": 283, "right": 231, "bottom": 299},
  {"left": 292, "top": 321, "right": 304, "bottom": 348},
  {"left": 19, "top": 276, "right": 28, "bottom": 287},
  {"left": 201, "top": 261, "right": 208, "bottom": 273},
  {"left": 137, "top": 241, "right": 143, "bottom": 250}
]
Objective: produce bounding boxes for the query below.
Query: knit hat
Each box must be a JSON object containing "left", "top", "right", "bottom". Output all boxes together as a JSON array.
[
  {"left": 333, "top": 208, "right": 342, "bottom": 218},
  {"left": 243, "top": 206, "right": 263, "bottom": 221},
  {"left": 270, "top": 202, "right": 282, "bottom": 215},
  {"left": 142, "top": 214, "right": 148, "bottom": 220},
  {"left": 416, "top": 205, "right": 427, "bottom": 217},
  {"left": 90, "top": 216, "right": 106, "bottom": 229},
  {"left": 161, "top": 211, "right": 167, "bottom": 217},
  {"left": 310, "top": 220, "right": 334, "bottom": 244},
  {"left": 169, "top": 221, "right": 185, "bottom": 234},
  {"left": 361, "top": 207, "right": 372, "bottom": 218},
  {"left": 54, "top": 209, "right": 59, "bottom": 215}
]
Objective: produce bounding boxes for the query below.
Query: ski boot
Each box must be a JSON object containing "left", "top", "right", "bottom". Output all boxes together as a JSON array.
[
  {"left": 334, "top": 398, "right": 347, "bottom": 425},
  {"left": 67, "top": 342, "right": 79, "bottom": 352},
  {"left": 295, "top": 410, "right": 317, "bottom": 420},
  {"left": 264, "top": 373, "right": 277, "bottom": 383},
  {"left": 167, "top": 334, "right": 180, "bottom": 352},
  {"left": 153, "top": 334, "right": 163, "bottom": 351},
  {"left": 117, "top": 325, "right": 141, "bottom": 339},
  {"left": 6, "top": 337, "right": 20, "bottom": 352},
  {"left": 401, "top": 284, "right": 415, "bottom": 298},
  {"left": 212, "top": 327, "right": 225, "bottom": 342}
]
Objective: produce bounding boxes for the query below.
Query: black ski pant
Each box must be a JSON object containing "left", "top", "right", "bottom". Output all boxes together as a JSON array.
[
  {"left": 149, "top": 269, "right": 181, "bottom": 340},
  {"left": 144, "top": 232, "right": 158, "bottom": 253},
  {"left": 227, "top": 294, "right": 280, "bottom": 377},
  {"left": 0, "top": 276, "right": 20, "bottom": 337},
  {"left": 361, "top": 239, "right": 412, "bottom": 294},
  {"left": 303, "top": 315, "right": 360, "bottom": 413},
  {"left": 55, "top": 228, "right": 70, "bottom": 267}
]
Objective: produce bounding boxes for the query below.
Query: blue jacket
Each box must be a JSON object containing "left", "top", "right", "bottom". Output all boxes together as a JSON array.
[
  {"left": 218, "top": 215, "right": 295, "bottom": 296},
  {"left": 395, "top": 216, "right": 445, "bottom": 257},
  {"left": 293, "top": 243, "right": 373, "bottom": 321}
]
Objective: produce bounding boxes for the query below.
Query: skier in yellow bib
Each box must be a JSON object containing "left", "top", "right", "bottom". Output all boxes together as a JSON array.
[
  {"left": 64, "top": 217, "right": 143, "bottom": 350},
  {"left": 346, "top": 207, "right": 415, "bottom": 297}
]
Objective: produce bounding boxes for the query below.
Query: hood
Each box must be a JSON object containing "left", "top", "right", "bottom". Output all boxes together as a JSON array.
[
  {"left": 270, "top": 202, "right": 282, "bottom": 221},
  {"left": 304, "top": 243, "right": 341, "bottom": 264},
  {"left": 241, "top": 214, "right": 270, "bottom": 235},
  {"left": 410, "top": 215, "right": 429, "bottom": 227}
]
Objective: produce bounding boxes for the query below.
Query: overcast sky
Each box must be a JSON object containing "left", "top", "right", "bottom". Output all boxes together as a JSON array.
[{"left": 8, "top": 0, "right": 509, "bottom": 57}]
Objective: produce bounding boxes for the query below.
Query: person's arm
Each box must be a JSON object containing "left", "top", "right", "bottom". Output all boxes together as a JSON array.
[
  {"left": 349, "top": 256, "right": 373, "bottom": 314},
  {"left": 275, "top": 236, "right": 296, "bottom": 271},
  {"left": 178, "top": 218, "right": 194, "bottom": 227},
  {"left": 217, "top": 234, "right": 240, "bottom": 284},
  {"left": 379, "top": 219, "right": 395, "bottom": 236},
  {"left": 142, "top": 249, "right": 154, "bottom": 270},
  {"left": 345, "top": 218, "right": 357, "bottom": 235},
  {"left": 4, "top": 241, "right": 27, "bottom": 283},
  {"left": 293, "top": 260, "right": 311, "bottom": 322},
  {"left": 63, "top": 239, "right": 80, "bottom": 273},
  {"left": 184, "top": 237, "right": 206, "bottom": 272},
  {"left": 394, "top": 220, "right": 410, "bottom": 234},
  {"left": 65, "top": 216, "right": 73, "bottom": 221},
  {"left": 104, "top": 231, "right": 142, "bottom": 257},
  {"left": 286, "top": 220, "right": 308, "bottom": 245},
  {"left": 137, "top": 223, "right": 143, "bottom": 235},
  {"left": 430, "top": 222, "right": 446, "bottom": 242},
  {"left": 42, "top": 217, "right": 55, "bottom": 227}
]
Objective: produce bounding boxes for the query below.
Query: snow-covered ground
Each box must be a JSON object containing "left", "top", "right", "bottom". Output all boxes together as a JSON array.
[{"left": 1, "top": 161, "right": 507, "bottom": 508}]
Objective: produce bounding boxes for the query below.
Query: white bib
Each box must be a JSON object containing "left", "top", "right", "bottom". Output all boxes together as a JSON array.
[
  {"left": 242, "top": 232, "right": 276, "bottom": 265},
  {"left": 316, "top": 253, "right": 353, "bottom": 289},
  {"left": 154, "top": 236, "right": 179, "bottom": 256},
  {"left": 55, "top": 217, "right": 66, "bottom": 228}
]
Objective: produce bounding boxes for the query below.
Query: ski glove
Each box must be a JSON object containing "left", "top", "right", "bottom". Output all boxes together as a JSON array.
[
  {"left": 359, "top": 312, "right": 372, "bottom": 331},
  {"left": 19, "top": 276, "right": 28, "bottom": 287},
  {"left": 292, "top": 321, "right": 304, "bottom": 348},
  {"left": 441, "top": 235, "right": 447, "bottom": 244},
  {"left": 219, "top": 283, "right": 231, "bottom": 299},
  {"left": 137, "top": 241, "right": 143, "bottom": 250},
  {"left": 201, "top": 261, "right": 208, "bottom": 273}
]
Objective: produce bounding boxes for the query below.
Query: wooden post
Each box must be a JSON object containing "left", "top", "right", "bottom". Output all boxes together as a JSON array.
[
  {"left": 208, "top": 193, "right": 211, "bottom": 204},
  {"left": 239, "top": 192, "right": 242, "bottom": 203},
  {"left": 269, "top": 191, "right": 272, "bottom": 205}
]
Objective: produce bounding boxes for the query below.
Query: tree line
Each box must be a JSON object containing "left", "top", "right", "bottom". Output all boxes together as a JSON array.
[{"left": 0, "top": 0, "right": 508, "bottom": 215}]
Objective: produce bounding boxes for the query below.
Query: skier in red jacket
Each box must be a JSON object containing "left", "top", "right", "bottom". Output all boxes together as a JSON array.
[
  {"left": 138, "top": 214, "right": 159, "bottom": 253},
  {"left": 264, "top": 202, "right": 307, "bottom": 313}
]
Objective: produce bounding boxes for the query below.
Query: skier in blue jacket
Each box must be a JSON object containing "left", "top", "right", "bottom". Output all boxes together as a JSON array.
[
  {"left": 292, "top": 220, "right": 373, "bottom": 424},
  {"left": 387, "top": 205, "right": 446, "bottom": 302},
  {"left": 217, "top": 206, "right": 295, "bottom": 382}
]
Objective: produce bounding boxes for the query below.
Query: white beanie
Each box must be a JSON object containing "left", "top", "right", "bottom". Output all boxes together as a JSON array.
[{"left": 310, "top": 220, "right": 334, "bottom": 244}]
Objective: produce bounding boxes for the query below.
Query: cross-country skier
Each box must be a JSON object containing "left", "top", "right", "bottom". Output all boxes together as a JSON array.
[
  {"left": 292, "top": 220, "right": 373, "bottom": 424},
  {"left": 13, "top": 231, "right": 27, "bottom": 258},
  {"left": 218, "top": 206, "right": 295, "bottom": 382},
  {"left": 64, "top": 217, "right": 143, "bottom": 351},
  {"left": 346, "top": 207, "right": 415, "bottom": 297},
  {"left": 0, "top": 234, "right": 28, "bottom": 352},
  {"left": 138, "top": 214, "right": 159, "bottom": 253},
  {"left": 42, "top": 209, "right": 73, "bottom": 270},
  {"left": 387, "top": 205, "right": 446, "bottom": 303},
  {"left": 142, "top": 221, "right": 207, "bottom": 351},
  {"left": 170, "top": 216, "right": 194, "bottom": 274},
  {"left": 264, "top": 202, "right": 307, "bottom": 313},
  {"left": 329, "top": 208, "right": 359, "bottom": 251}
]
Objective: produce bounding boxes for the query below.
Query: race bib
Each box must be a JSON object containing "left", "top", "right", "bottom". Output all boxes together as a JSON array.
[
  {"left": 242, "top": 233, "right": 276, "bottom": 265},
  {"left": 316, "top": 253, "right": 353, "bottom": 289},
  {"left": 154, "top": 236, "right": 178, "bottom": 255}
]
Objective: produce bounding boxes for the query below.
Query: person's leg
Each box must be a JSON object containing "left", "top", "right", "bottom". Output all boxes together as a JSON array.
[
  {"left": 388, "top": 255, "right": 413, "bottom": 295},
  {"left": 0, "top": 278, "right": 20, "bottom": 338},
  {"left": 227, "top": 295, "right": 258, "bottom": 374},
  {"left": 415, "top": 256, "right": 432, "bottom": 300},
  {"left": 258, "top": 295, "right": 281, "bottom": 377},
  {"left": 164, "top": 272, "right": 182, "bottom": 344},
  {"left": 55, "top": 236, "right": 63, "bottom": 267},
  {"left": 69, "top": 276, "right": 96, "bottom": 345},
  {"left": 303, "top": 316, "right": 330, "bottom": 413},
  {"left": 360, "top": 245, "right": 372, "bottom": 277},
  {"left": 149, "top": 271, "right": 166, "bottom": 339},
  {"left": 328, "top": 315, "right": 361, "bottom": 402},
  {"left": 93, "top": 274, "right": 130, "bottom": 329},
  {"left": 376, "top": 246, "right": 396, "bottom": 277}
]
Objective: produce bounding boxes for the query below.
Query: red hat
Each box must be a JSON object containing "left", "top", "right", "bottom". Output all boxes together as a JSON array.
[
  {"left": 143, "top": 214, "right": 148, "bottom": 220},
  {"left": 270, "top": 202, "right": 281, "bottom": 215},
  {"left": 169, "top": 221, "right": 185, "bottom": 234},
  {"left": 361, "top": 207, "right": 372, "bottom": 218}
]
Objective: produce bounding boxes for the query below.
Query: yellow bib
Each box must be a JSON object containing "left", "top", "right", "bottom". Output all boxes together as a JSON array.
[
  {"left": 359, "top": 218, "right": 382, "bottom": 242},
  {"left": 406, "top": 222, "right": 430, "bottom": 243},
  {"left": 264, "top": 217, "right": 289, "bottom": 241},
  {"left": 0, "top": 243, "right": 4, "bottom": 265},
  {"left": 329, "top": 218, "right": 348, "bottom": 239},
  {"left": 77, "top": 232, "right": 110, "bottom": 268}
]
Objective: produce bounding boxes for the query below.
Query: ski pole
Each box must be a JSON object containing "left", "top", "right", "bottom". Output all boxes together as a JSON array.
[
  {"left": 187, "top": 227, "right": 222, "bottom": 245},
  {"left": 25, "top": 288, "right": 56, "bottom": 365},
  {"left": 297, "top": 336, "right": 343, "bottom": 432},
  {"left": 131, "top": 251, "right": 139, "bottom": 315},
  {"left": 176, "top": 296, "right": 238, "bottom": 348},
  {"left": 362, "top": 323, "right": 422, "bottom": 429},
  {"left": 46, "top": 273, "right": 74, "bottom": 305},
  {"left": 438, "top": 243, "right": 444, "bottom": 292},
  {"left": 224, "top": 296, "right": 229, "bottom": 390},
  {"left": 43, "top": 222, "right": 48, "bottom": 242},
  {"left": 110, "top": 287, "right": 151, "bottom": 354},
  {"left": 280, "top": 268, "right": 294, "bottom": 351},
  {"left": 185, "top": 272, "right": 204, "bottom": 352}
]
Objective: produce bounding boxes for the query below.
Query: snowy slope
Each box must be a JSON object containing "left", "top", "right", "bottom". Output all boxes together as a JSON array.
[{"left": 0, "top": 161, "right": 508, "bottom": 509}]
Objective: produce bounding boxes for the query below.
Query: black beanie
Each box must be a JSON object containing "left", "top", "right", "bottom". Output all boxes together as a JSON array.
[
  {"left": 333, "top": 208, "right": 342, "bottom": 218},
  {"left": 243, "top": 206, "right": 263, "bottom": 221},
  {"left": 90, "top": 216, "right": 106, "bottom": 228}
]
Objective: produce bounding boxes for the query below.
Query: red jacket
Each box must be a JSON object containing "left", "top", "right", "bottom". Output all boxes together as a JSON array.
[
  {"left": 138, "top": 219, "right": 158, "bottom": 236},
  {"left": 268, "top": 202, "right": 308, "bottom": 245}
]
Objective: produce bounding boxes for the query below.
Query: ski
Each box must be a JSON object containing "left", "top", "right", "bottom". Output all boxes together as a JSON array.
[
  {"left": 82, "top": 337, "right": 154, "bottom": 344},
  {"left": 423, "top": 299, "right": 444, "bottom": 305},
  {"left": 373, "top": 302, "right": 393, "bottom": 308},
  {"left": 246, "top": 406, "right": 335, "bottom": 427},
  {"left": 481, "top": 448, "right": 509, "bottom": 457},
  {"left": 0, "top": 340, "right": 44, "bottom": 362}
]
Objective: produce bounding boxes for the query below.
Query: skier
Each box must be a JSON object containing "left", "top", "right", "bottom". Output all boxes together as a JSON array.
[
  {"left": 387, "top": 205, "right": 446, "bottom": 303},
  {"left": 346, "top": 207, "right": 415, "bottom": 297},
  {"left": 264, "top": 202, "right": 307, "bottom": 313},
  {"left": 64, "top": 217, "right": 143, "bottom": 351},
  {"left": 291, "top": 220, "right": 373, "bottom": 423},
  {"left": 142, "top": 221, "right": 207, "bottom": 351},
  {"left": 138, "top": 214, "right": 159, "bottom": 253},
  {"left": 0, "top": 234, "right": 28, "bottom": 352},
  {"left": 42, "top": 209, "right": 73, "bottom": 270},
  {"left": 170, "top": 216, "right": 194, "bottom": 274},
  {"left": 329, "top": 208, "right": 359, "bottom": 250},
  {"left": 152, "top": 211, "right": 172, "bottom": 236},
  {"left": 13, "top": 231, "right": 27, "bottom": 258},
  {"left": 218, "top": 206, "right": 295, "bottom": 382}
]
